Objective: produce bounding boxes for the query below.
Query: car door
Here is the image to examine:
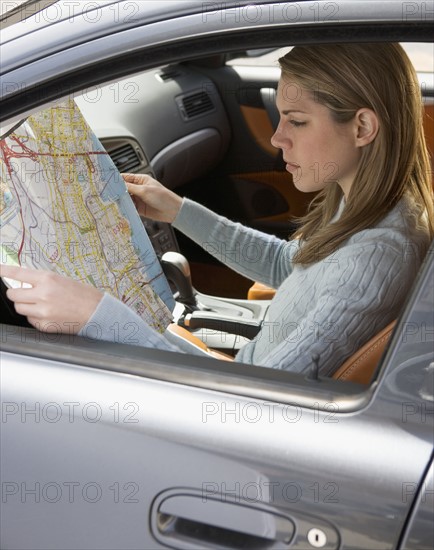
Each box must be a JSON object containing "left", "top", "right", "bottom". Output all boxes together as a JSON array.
[{"left": 2, "top": 244, "right": 434, "bottom": 549}]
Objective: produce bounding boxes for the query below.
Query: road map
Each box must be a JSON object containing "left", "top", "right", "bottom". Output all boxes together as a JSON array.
[{"left": 0, "top": 98, "right": 174, "bottom": 332}]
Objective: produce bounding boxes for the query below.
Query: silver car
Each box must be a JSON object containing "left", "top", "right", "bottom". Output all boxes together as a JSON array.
[{"left": 1, "top": 1, "right": 433, "bottom": 549}]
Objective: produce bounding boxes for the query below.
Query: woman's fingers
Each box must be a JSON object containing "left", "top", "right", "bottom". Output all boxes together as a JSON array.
[
  {"left": 11, "top": 301, "right": 38, "bottom": 318},
  {"left": 122, "top": 172, "right": 149, "bottom": 186},
  {"left": 125, "top": 180, "right": 146, "bottom": 195},
  {"left": 6, "top": 286, "right": 38, "bottom": 304},
  {"left": 122, "top": 173, "right": 182, "bottom": 223},
  {"left": 125, "top": 181, "right": 148, "bottom": 217},
  {"left": 0, "top": 264, "right": 103, "bottom": 334},
  {"left": 0, "top": 264, "right": 39, "bottom": 286}
]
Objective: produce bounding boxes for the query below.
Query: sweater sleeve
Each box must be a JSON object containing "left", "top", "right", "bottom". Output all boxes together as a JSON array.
[
  {"left": 78, "top": 293, "right": 211, "bottom": 357},
  {"left": 236, "top": 243, "right": 409, "bottom": 377},
  {"left": 172, "top": 198, "right": 300, "bottom": 289}
]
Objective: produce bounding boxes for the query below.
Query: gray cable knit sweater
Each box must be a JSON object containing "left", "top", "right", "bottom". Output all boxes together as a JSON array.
[{"left": 80, "top": 195, "right": 430, "bottom": 376}]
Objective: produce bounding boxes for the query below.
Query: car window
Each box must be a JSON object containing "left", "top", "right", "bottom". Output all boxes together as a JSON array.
[
  {"left": 1, "top": 37, "right": 433, "bottom": 408},
  {"left": 228, "top": 43, "right": 434, "bottom": 72}
]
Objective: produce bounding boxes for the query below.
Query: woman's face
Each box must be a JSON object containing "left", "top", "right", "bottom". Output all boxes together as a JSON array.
[{"left": 271, "top": 77, "right": 362, "bottom": 196}]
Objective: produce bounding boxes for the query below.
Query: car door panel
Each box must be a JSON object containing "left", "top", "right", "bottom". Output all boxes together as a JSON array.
[
  {"left": 2, "top": 354, "right": 432, "bottom": 550},
  {"left": 400, "top": 461, "right": 434, "bottom": 550},
  {"left": 239, "top": 103, "right": 278, "bottom": 158}
]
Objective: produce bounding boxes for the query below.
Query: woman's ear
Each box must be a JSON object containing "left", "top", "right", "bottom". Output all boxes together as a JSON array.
[{"left": 354, "top": 108, "right": 379, "bottom": 147}]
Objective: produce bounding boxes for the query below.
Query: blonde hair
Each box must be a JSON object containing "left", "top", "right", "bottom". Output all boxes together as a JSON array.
[{"left": 279, "top": 43, "right": 434, "bottom": 265}]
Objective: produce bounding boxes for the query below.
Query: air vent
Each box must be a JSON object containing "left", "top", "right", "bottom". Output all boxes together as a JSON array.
[
  {"left": 177, "top": 91, "right": 215, "bottom": 120},
  {"left": 157, "top": 69, "right": 181, "bottom": 82},
  {"left": 108, "top": 143, "right": 141, "bottom": 172}
]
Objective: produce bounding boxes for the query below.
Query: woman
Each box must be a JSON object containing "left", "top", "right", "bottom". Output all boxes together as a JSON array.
[{"left": 2, "top": 43, "right": 433, "bottom": 376}]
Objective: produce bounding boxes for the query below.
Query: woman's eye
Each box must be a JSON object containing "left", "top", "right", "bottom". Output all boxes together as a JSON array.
[{"left": 289, "top": 120, "right": 306, "bottom": 127}]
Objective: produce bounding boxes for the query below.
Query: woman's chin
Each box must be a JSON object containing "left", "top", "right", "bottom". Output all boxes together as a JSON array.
[{"left": 292, "top": 178, "right": 323, "bottom": 194}]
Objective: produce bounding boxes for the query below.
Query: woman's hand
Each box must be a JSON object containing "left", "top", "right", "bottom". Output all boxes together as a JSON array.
[
  {"left": 122, "top": 173, "right": 183, "bottom": 223},
  {"left": 0, "top": 265, "right": 103, "bottom": 334}
]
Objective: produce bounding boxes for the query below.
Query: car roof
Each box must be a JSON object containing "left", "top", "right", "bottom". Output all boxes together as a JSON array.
[
  {"left": 1, "top": 0, "right": 431, "bottom": 59},
  {"left": 1, "top": 0, "right": 432, "bottom": 126},
  {"left": 1, "top": 0, "right": 303, "bottom": 40}
]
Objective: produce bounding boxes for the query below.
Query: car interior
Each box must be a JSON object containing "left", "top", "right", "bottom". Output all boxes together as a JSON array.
[{"left": 1, "top": 42, "right": 433, "bottom": 388}]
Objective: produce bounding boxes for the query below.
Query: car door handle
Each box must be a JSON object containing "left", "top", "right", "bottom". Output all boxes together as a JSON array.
[{"left": 153, "top": 493, "right": 294, "bottom": 549}]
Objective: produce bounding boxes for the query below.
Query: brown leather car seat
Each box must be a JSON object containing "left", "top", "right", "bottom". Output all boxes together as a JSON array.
[
  {"left": 247, "top": 282, "right": 276, "bottom": 300},
  {"left": 332, "top": 320, "right": 396, "bottom": 384}
]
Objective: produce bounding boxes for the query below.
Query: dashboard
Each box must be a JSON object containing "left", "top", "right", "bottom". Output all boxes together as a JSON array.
[{"left": 76, "top": 64, "right": 231, "bottom": 190}]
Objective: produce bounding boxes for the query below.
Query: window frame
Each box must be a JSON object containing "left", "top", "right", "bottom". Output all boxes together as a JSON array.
[{"left": 1, "top": 9, "right": 433, "bottom": 414}]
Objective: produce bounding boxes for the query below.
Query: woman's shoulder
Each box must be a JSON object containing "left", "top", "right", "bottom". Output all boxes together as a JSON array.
[{"left": 344, "top": 194, "right": 431, "bottom": 259}]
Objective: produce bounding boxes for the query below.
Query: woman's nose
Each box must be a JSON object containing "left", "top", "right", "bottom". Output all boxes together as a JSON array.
[{"left": 271, "top": 125, "right": 291, "bottom": 150}]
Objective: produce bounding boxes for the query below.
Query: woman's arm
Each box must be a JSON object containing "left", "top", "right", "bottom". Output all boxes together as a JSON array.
[
  {"left": 173, "top": 198, "right": 298, "bottom": 289},
  {"left": 0, "top": 264, "right": 211, "bottom": 357},
  {"left": 124, "top": 173, "right": 298, "bottom": 289}
]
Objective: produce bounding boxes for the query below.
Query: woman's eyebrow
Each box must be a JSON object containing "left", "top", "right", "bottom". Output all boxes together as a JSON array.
[{"left": 280, "top": 109, "right": 308, "bottom": 115}]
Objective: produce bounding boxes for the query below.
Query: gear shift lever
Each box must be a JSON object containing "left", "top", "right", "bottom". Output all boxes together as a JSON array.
[{"left": 161, "top": 252, "right": 197, "bottom": 310}]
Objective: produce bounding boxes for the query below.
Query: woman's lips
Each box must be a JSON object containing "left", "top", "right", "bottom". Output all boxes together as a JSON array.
[{"left": 285, "top": 162, "right": 300, "bottom": 174}]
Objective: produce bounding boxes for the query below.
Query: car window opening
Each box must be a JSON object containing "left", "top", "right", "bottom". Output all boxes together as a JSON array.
[{"left": 1, "top": 42, "right": 433, "bottom": 398}]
